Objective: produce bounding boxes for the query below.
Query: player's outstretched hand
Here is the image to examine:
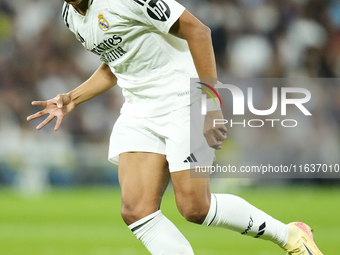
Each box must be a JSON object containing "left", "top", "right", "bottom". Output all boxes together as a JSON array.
[
  {"left": 27, "top": 94, "right": 75, "bottom": 131},
  {"left": 203, "top": 109, "right": 227, "bottom": 150}
]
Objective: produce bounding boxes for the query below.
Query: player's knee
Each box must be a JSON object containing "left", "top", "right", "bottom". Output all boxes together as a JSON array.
[
  {"left": 121, "top": 204, "right": 142, "bottom": 225},
  {"left": 121, "top": 203, "right": 158, "bottom": 226},
  {"left": 177, "top": 201, "right": 209, "bottom": 224}
]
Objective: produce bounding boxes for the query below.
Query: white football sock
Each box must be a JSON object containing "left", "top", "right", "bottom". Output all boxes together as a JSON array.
[
  {"left": 128, "top": 210, "right": 194, "bottom": 255},
  {"left": 202, "top": 194, "right": 288, "bottom": 247}
]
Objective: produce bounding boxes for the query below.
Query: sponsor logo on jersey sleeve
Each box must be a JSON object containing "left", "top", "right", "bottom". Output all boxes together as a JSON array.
[
  {"left": 133, "top": 0, "right": 171, "bottom": 22},
  {"left": 98, "top": 13, "right": 110, "bottom": 31}
]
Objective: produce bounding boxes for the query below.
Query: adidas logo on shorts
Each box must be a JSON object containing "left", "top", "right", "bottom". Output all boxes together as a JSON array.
[{"left": 183, "top": 153, "right": 197, "bottom": 163}]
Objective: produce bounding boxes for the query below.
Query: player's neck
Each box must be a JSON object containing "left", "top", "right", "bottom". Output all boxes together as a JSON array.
[{"left": 72, "top": 0, "right": 89, "bottom": 16}]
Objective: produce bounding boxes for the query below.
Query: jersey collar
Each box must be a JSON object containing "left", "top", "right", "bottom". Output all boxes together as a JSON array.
[{"left": 72, "top": 0, "right": 93, "bottom": 16}]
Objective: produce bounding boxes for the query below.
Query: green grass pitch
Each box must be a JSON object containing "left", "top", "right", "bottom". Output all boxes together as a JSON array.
[{"left": 0, "top": 185, "right": 339, "bottom": 255}]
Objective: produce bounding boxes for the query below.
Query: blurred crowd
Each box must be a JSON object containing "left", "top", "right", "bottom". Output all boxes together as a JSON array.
[{"left": 0, "top": 0, "right": 340, "bottom": 190}]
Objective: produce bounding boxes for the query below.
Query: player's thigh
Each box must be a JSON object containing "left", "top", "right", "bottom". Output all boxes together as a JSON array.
[
  {"left": 119, "top": 152, "right": 170, "bottom": 225},
  {"left": 171, "top": 169, "right": 211, "bottom": 223}
]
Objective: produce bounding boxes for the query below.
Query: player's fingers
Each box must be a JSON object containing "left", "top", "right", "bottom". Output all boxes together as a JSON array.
[
  {"left": 27, "top": 110, "right": 48, "bottom": 121},
  {"left": 214, "top": 128, "right": 227, "bottom": 141},
  {"left": 54, "top": 116, "right": 63, "bottom": 131},
  {"left": 36, "top": 115, "right": 55, "bottom": 130},
  {"left": 55, "top": 95, "right": 64, "bottom": 108},
  {"left": 31, "top": 101, "right": 47, "bottom": 107},
  {"left": 210, "top": 141, "right": 223, "bottom": 150},
  {"left": 55, "top": 94, "right": 71, "bottom": 108},
  {"left": 219, "top": 125, "right": 228, "bottom": 134},
  {"left": 205, "top": 132, "right": 223, "bottom": 150},
  {"left": 212, "top": 139, "right": 223, "bottom": 150}
]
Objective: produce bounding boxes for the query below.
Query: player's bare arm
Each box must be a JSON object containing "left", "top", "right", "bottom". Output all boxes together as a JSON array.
[
  {"left": 169, "top": 10, "right": 227, "bottom": 150},
  {"left": 27, "top": 63, "right": 117, "bottom": 131}
]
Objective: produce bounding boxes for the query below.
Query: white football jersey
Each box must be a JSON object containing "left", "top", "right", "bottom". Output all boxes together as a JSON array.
[{"left": 62, "top": 0, "right": 200, "bottom": 117}]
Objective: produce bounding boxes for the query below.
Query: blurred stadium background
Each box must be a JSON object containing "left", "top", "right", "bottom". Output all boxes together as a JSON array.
[{"left": 0, "top": 0, "right": 340, "bottom": 254}]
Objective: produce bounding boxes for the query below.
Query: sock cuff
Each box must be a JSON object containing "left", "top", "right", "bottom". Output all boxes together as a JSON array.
[
  {"left": 274, "top": 223, "right": 289, "bottom": 247},
  {"left": 202, "top": 193, "right": 217, "bottom": 226},
  {"left": 128, "top": 210, "right": 161, "bottom": 233}
]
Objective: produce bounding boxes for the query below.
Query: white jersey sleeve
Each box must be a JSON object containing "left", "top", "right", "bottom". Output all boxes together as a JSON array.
[
  {"left": 117, "top": 0, "right": 185, "bottom": 34},
  {"left": 62, "top": 3, "right": 71, "bottom": 30},
  {"left": 61, "top": 2, "right": 87, "bottom": 43},
  {"left": 62, "top": 2, "right": 77, "bottom": 35}
]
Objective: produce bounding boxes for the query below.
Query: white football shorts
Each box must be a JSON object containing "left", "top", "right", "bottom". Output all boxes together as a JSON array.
[{"left": 108, "top": 99, "right": 215, "bottom": 172}]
